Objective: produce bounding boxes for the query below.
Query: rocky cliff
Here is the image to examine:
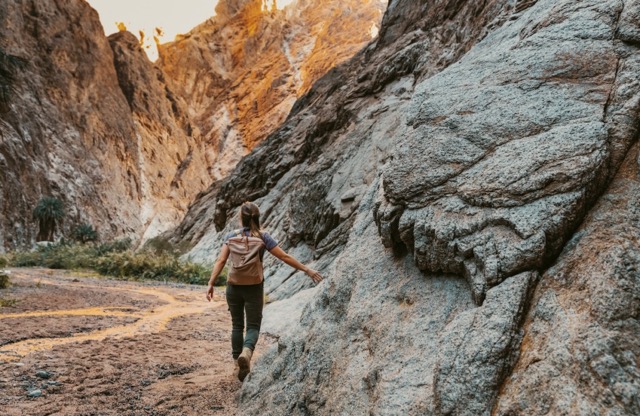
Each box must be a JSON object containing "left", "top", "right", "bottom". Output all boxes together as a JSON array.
[
  {"left": 170, "top": 0, "right": 640, "bottom": 414},
  {"left": 0, "top": 0, "right": 209, "bottom": 247},
  {"left": 0, "top": 0, "right": 384, "bottom": 249},
  {"left": 157, "top": 0, "right": 387, "bottom": 179},
  {"left": 0, "top": 0, "right": 143, "bottom": 247}
]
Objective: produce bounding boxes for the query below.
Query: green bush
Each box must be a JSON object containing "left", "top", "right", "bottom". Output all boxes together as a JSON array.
[
  {"left": 93, "top": 250, "right": 211, "bottom": 284},
  {"left": 5, "top": 240, "right": 212, "bottom": 285},
  {"left": 0, "top": 255, "right": 7, "bottom": 268},
  {"left": 93, "top": 238, "right": 132, "bottom": 255},
  {"left": 0, "top": 272, "right": 9, "bottom": 289},
  {"left": 143, "top": 236, "right": 193, "bottom": 256},
  {"left": 11, "top": 250, "right": 42, "bottom": 267},
  {"left": 72, "top": 223, "right": 99, "bottom": 244}
]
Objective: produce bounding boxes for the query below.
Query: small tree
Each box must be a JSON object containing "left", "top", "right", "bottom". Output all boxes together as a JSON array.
[
  {"left": 72, "top": 223, "right": 99, "bottom": 244},
  {"left": 33, "top": 197, "right": 65, "bottom": 242}
]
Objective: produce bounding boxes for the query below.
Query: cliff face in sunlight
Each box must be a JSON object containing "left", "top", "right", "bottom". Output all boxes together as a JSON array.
[
  {"left": 0, "top": 0, "right": 384, "bottom": 249},
  {"left": 169, "top": 0, "right": 640, "bottom": 414},
  {"left": 157, "top": 0, "right": 387, "bottom": 179}
]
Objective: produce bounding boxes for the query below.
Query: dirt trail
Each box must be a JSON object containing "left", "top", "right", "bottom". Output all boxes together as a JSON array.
[{"left": 0, "top": 268, "right": 264, "bottom": 415}]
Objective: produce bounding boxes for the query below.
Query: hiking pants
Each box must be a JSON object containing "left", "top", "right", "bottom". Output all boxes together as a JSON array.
[{"left": 226, "top": 282, "right": 264, "bottom": 359}]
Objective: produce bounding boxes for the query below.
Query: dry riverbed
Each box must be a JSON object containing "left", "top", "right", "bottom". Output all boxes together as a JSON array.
[{"left": 0, "top": 268, "right": 263, "bottom": 415}]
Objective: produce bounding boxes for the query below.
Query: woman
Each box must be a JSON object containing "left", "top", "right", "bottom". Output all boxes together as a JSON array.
[{"left": 206, "top": 202, "right": 323, "bottom": 381}]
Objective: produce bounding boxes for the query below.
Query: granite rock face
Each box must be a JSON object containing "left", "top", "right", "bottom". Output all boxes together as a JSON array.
[
  {"left": 495, "top": 143, "right": 640, "bottom": 415},
  {"left": 170, "top": 0, "right": 640, "bottom": 414},
  {"left": 376, "top": 0, "right": 639, "bottom": 305}
]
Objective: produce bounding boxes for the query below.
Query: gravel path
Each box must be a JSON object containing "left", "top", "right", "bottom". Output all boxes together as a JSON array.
[{"left": 0, "top": 268, "right": 263, "bottom": 415}]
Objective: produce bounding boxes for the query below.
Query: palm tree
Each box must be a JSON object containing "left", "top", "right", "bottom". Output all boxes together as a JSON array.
[
  {"left": 33, "top": 197, "right": 65, "bottom": 242},
  {"left": 0, "top": 48, "right": 26, "bottom": 112}
]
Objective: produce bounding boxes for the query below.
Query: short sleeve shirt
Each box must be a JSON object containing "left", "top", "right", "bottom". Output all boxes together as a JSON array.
[{"left": 223, "top": 228, "right": 278, "bottom": 251}]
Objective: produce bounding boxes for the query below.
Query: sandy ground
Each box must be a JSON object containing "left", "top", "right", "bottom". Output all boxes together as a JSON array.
[{"left": 0, "top": 268, "right": 269, "bottom": 415}]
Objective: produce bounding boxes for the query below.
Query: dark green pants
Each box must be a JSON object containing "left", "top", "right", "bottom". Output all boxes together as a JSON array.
[{"left": 226, "top": 282, "right": 264, "bottom": 359}]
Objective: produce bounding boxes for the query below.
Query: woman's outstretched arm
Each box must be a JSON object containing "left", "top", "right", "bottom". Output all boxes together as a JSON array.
[
  {"left": 207, "top": 244, "right": 230, "bottom": 301},
  {"left": 269, "top": 246, "right": 324, "bottom": 284}
]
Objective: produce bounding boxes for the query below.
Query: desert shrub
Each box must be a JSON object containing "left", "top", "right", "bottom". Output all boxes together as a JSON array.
[
  {"left": 143, "top": 236, "right": 193, "bottom": 256},
  {"left": 72, "top": 223, "right": 99, "bottom": 244},
  {"left": 0, "top": 272, "right": 9, "bottom": 289},
  {"left": 11, "top": 250, "right": 42, "bottom": 267},
  {"left": 6, "top": 239, "right": 211, "bottom": 285},
  {"left": 93, "top": 238, "right": 132, "bottom": 255},
  {"left": 94, "top": 250, "right": 211, "bottom": 284},
  {"left": 0, "top": 297, "right": 17, "bottom": 307}
]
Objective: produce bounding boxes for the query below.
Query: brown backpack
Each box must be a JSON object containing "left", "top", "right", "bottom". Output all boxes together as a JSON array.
[{"left": 227, "top": 230, "right": 266, "bottom": 285}]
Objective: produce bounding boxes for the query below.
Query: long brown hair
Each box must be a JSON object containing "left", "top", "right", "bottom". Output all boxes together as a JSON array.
[{"left": 240, "top": 202, "right": 261, "bottom": 238}]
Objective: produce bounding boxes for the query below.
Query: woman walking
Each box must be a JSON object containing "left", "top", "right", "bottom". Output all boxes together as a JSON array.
[{"left": 206, "top": 202, "right": 323, "bottom": 381}]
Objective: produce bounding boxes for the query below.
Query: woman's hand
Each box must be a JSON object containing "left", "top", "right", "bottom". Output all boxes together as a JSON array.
[
  {"left": 269, "top": 246, "right": 325, "bottom": 284},
  {"left": 305, "top": 268, "right": 324, "bottom": 285},
  {"left": 206, "top": 285, "right": 215, "bottom": 302}
]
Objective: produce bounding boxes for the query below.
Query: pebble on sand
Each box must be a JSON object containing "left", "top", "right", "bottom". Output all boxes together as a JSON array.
[
  {"left": 27, "top": 389, "right": 42, "bottom": 398},
  {"left": 35, "top": 370, "right": 52, "bottom": 379}
]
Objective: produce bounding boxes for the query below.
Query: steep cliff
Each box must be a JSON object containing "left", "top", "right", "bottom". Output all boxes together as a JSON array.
[
  {"left": 0, "top": 0, "right": 211, "bottom": 248},
  {"left": 170, "top": 0, "right": 640, "bottom": 414},
  {"left": 0, "top": 0, "right": 143, "bottom": 248},
  {"left": 107, "top": 31, "right": 210, "bottom": 240},
  {"left": 157, "top": 0, "right": 387, "bottom": 179},
  {"left": 0, "top": 0, "right": 385, "bottom": 249}
]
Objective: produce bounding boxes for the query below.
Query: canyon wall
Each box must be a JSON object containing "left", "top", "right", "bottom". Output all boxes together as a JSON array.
[
  {"left": 0, "top": 0, "right": 384, "bottom": 249},
  {"left": 171, "top": 0, "right": 640, "bottom": 414},
  {"left": 157, "top": 0, "right": 387, "bottom": 180},
  {"left": 0, "top": 0, "right": 144, "bottom": 248}
]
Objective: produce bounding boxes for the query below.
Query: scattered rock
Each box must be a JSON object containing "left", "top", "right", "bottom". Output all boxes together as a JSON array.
[
  {"left": 27, "top": 389, "right": 42, "bottom": 398},
  {"left": 35, "top": 370, "right": 52, "bottom": 379}
]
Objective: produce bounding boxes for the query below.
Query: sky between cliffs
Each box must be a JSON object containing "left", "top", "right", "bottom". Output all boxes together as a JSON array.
[{"left": 88, "top": 0, "right": 294, "bottom": 61}]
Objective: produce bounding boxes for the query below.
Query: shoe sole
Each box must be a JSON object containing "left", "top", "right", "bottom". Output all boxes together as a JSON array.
[{"left": 237, "top": 355, "right": 250, "bottom": 381}]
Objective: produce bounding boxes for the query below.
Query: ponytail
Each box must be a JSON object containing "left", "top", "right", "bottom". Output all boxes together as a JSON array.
[{"left": 240, "top": 202, "right": 262, "bottom": 238}]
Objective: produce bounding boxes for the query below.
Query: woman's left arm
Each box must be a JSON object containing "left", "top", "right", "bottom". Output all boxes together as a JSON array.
[
  {"left": 207, "top": 245, "right": 230, "bottom": 301},
  {"left": 269, "top": 246, "right": 324, "bottom": 284}
]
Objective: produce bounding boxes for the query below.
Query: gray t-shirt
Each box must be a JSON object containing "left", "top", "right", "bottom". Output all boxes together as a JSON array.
[{"left": 223, "top": 228, "right": 278, "bottom": 251}]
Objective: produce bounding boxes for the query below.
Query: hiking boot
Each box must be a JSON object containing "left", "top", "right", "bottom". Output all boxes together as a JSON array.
[{"left": 237, "top": 347, "right": 253, "bottom": 381}]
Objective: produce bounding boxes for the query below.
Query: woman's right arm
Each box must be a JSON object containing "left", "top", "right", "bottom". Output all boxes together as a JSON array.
[
  {"left": 207, "top": 244, "right": 230, "bottom": 301},
  {"left": 269, "top": 246, "right": 324, "bottom": 284}
]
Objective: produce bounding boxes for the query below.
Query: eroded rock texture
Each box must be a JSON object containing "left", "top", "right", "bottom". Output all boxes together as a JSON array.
[
  {"left": 377, "top": 0, "right": 639, "bottom": 305},
  {"left": 495, "top": 144, "right": 640, "bottom": 415},
  {"left": 0, "top": 0, "right": 143, "bottom": 247},
  {"left": 0, "top": 0, "right": 384, "bottom": 249},
  {"left": 107, "top": 31, "right": 211, "bottom": 240},
  {"left": 170, "top": 0, "right": 640, "bottom": 414},
  {"left": 157, "top": 0, "right": 387, "bottom": 179}
]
